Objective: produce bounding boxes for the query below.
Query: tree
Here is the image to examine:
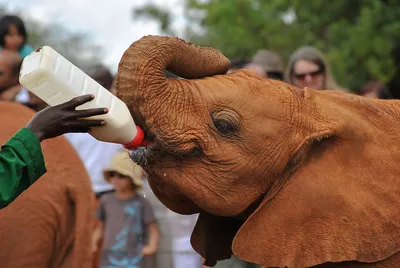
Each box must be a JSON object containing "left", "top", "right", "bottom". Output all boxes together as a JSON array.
[
  {"left": 0, "top": 6, "right": 102, "bottom": 70},
  {"left": 132, "top": 0, "right": 400, "bottom": 92}
]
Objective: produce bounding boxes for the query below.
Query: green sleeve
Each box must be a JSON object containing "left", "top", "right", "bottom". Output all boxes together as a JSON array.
[{"left": 0, "top": 128, "right": 46, "bottom": 208}]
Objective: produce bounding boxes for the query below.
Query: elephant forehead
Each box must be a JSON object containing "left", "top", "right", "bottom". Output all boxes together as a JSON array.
[{"left": 197, "top": 78, "right": 289, "bottom": 116}]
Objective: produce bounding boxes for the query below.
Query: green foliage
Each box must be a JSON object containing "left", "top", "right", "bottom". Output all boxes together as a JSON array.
[
  {"left": 133, "top": 0, "right": 400, "bottom": 91},
  {"left": 134, "top": 4, "right": 174, "bottom": 35}
]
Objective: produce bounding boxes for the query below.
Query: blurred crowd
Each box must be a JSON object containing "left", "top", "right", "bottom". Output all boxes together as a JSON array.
[
  {"left": 0, "top": 12, "right": 395, "bottom": 268},
  {"left": 228, "top": 47, "right": 392, "bottom": 99}
]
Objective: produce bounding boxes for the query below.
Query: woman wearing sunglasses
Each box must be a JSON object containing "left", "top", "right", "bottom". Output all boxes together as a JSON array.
[{"left": 285, "top": 46, "right": 347, "bottom": 91}]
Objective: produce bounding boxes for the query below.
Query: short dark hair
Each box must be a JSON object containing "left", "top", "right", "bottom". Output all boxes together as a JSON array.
[
  {"left": 0, "top": 15, "right": 28, "bottom": 48},
  {"left": 266, "top": 71, "right": 284, "bottom": 81},
  {"left": 230, "top": 57, "right": 251, "bottom": 70},
  {"left": 86, "top": 64, "right": 114, "bottom": 90}
]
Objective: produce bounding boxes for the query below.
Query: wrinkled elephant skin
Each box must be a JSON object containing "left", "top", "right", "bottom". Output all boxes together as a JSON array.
[{"left": 116, "top": 36, "right": 400, "bottom": 268}]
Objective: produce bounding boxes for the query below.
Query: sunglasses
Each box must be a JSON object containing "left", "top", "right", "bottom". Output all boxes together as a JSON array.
[
  {"left": 293, "top": 69, "right": 323, "bottom": 80},
  {"left": 108, "top": 171, "right": 130, "bottom": 179}
]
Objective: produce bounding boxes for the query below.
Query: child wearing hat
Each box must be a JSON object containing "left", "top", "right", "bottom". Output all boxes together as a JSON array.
[{"left": 93, "top": 151, "right": 160, "bottom": 268}]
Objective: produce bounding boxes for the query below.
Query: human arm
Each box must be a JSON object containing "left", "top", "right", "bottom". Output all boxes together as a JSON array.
[
  {"left": 141, "top": 221, "right": 160, "bottom": 256},
  {"left": 92, "top": 197, "right": 106, "bottom": 253},
  {"left": 0, "top": 128, "right": 45, "bottom": 208},
  {"left": 0, "top": 94, "right": 108, "bottom": 208},
  {"left": 140, "top": 197, "right": 160, "bottom": 256},
  {"left": 92, "top": 221, "right": 104, "bottom": 253}
]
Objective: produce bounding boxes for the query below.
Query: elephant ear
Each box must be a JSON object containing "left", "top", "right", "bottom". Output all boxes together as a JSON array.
[
  {"left": 191, "top": 212, "right": 244, "bottom": 267},
  {"left": 232, "top": 131, "right": 400, "bottom": 267}
]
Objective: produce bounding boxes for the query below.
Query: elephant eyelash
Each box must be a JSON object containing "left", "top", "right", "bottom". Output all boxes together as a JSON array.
[{"left": 210, "top": 108, "right": 241, "bottom": 138}]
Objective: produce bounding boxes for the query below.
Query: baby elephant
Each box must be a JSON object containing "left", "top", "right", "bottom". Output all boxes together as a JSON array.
[{"left": 116, "top": 35, "right": 400, "bottom": 268}]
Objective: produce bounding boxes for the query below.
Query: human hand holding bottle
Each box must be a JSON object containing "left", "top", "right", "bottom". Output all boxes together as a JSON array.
[{"left": 26, "top": 94, "right": 108, "bottom": 141}]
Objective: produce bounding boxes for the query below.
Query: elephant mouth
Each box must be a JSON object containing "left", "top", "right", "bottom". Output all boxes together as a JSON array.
[
  {"left": 128, "top": 146, "right": 151, "bottom": 166},
  {"left": 128, "top": 140, "right": 202, "bottom": 167},
  {"left": 128, "top": 128, "right": 203, "bottom": 213},
  {"left": 127, "top": 116, "right": 168, "bottom": 166},
  {"left": 128, "top": 123, "right": 203, "bottom": 168},
  {"left": 128, "top": 127, "right": 160, "bottom": 167}
]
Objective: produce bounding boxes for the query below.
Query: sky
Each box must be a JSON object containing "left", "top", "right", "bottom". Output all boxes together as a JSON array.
[{"left": 1, "top": 0, "right": 186, "bottom": 73}]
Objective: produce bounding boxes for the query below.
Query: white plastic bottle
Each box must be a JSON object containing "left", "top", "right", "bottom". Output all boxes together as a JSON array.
[{"left": 19, "top": 46, "right": 144, "bottom": 149}]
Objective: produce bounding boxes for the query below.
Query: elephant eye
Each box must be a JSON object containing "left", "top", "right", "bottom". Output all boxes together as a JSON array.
[
  {"left": 211, "top": 109, "right": 240, "bottom": 136},
  {"left": 213, "top": 118, "right": 237, "bottom": 135}
]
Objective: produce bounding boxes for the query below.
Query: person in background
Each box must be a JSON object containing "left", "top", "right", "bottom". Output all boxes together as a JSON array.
[
  {"left": 227, "top": 57, "right": 251, "bottom": 74},
  {"left": 244, "top": 49, "right": 284, "bottom": 81},
  {"left": 0, "top": 14, "right": 35, "bottom": 104},
  {"left": 359, "top": 80, "right": 392, "bottom": 99},
  {"left": 0, "top": 94, "right": 107, "bottom": 208},
  {"left": 285, "top": 46, "right": 348, "bottom": 91},
  {"left": 93, "top": 151, "right": 160, "bottom": 268},
  {"left": 243, "top": 62, "right": 266, "bottom": 77},
  {"left": 0, "top": 15, "right": 33, "bottom": 59},
  {"left": 0, "top": 50, "right": 23, "bottom": 102},
  {"left": 87, "top": 64, "right": 114, "bottom": 90}
]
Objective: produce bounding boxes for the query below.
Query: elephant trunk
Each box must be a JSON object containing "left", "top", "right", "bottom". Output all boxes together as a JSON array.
[{"left": 116, "top": 36, "right": 230, "bottom": 140}]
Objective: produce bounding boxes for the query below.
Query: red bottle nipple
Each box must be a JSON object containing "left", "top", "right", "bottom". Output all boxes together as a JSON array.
[{"left": 123, "top": 126, "right": 150, "bottom": 149}]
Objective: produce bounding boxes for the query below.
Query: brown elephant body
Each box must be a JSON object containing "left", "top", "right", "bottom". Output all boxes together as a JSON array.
[
  {"left": 0, "top": 102, "right": 94, "bottom": 268},
  {"left": 116, "top": 36, "right": 400, "bottom": 268},
  {"left": 258, "top": 251, "right": 400, "bottom": 267},
  {"left": 309, "top": 251, "right": 400, "bottom": 267}
]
